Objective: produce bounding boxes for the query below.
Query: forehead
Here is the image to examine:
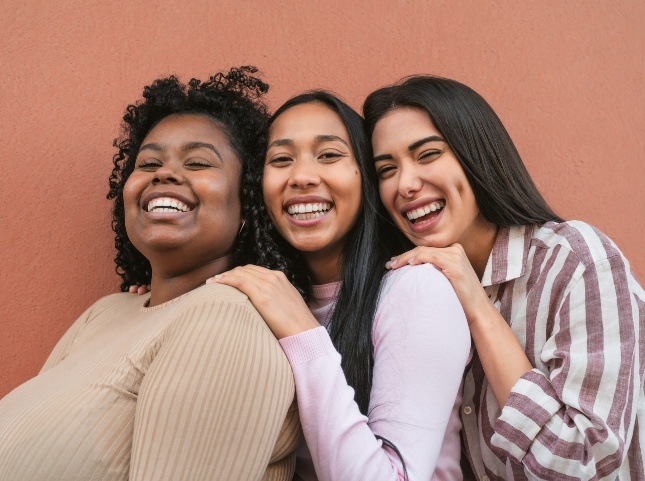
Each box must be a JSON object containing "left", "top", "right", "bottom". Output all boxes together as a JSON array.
[
  {"left": 143, "top": 113, "right": 232, "bottom": 146},
  {"left": 372, "top": 107, "right": 440, "bottom": 145},
  {"left": 269, "top": 102, "right": 349, "bottom": 141}
]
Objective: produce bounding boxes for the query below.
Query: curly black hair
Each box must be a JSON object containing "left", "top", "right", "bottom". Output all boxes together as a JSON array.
[{"left": 107, "top": 66, "right": 303, "bottom": 293}]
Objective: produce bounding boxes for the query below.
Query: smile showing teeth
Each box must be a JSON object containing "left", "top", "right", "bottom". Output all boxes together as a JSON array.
[
  {"left": 287, "top": 202, "right": 332, "bottom": 220},
  {"left": 146, "top": 197, "right": 191, "bottom": 213},
  {"left": 406, "top": 200, "right": 445, "bottom": 222}
]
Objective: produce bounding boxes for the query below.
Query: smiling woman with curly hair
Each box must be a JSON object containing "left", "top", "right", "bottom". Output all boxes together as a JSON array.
[{"left": 0, "top": 66, "right": 301, "bottom": 481}]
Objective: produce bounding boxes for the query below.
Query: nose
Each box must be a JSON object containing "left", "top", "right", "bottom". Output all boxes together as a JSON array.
[
  {"left": 288, "top": 159, "right": 320, "bottom": 188},
  {"left": 152, "top": 162, "right": 184, "bottom": 184},
  {"left": 397, "top": 163, "right": 422, "bottom": 198}
]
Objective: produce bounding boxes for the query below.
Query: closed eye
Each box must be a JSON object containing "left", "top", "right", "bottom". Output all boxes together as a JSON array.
[
  {"left": 267, "top": 155, "right": 292, "bottom": 165},
  {"left": 137, "top": 160, "right": 161, "bottom": 170},
  {"left": 319, "top": 151, "right": 345, "bottom": 162},
  {"left": 375, "top": 163, "right": 397, "bottom": 178},
  {"left": 186, "top": 159, "right": 213, "bottom": 168},
  {"left": 418, "top": 149, "right": 443, "bottom": 161}
]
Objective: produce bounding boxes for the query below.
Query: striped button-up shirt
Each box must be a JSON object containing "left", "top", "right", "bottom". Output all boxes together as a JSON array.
[{"left": 461, "top": 221, "right": 645, "bottom": 480}]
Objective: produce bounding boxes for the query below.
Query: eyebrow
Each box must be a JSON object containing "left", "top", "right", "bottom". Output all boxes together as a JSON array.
[
  {"left": 139, "top": 141, "right": 222, "bottom": 161},
  {"left": 315, "top": 134, "right": 349, "bottom": 146},
  {"left": 373, "top": 135, "right": 445, "bottom": 162},
  {"left": 267, "top": 134, "right": 349, "bottom": 150}
]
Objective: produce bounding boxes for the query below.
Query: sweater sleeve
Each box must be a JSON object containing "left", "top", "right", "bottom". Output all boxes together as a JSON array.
[
  {"left": 129, "top": 298, "right": 298, "bottom": 481},
  {"left": 490, "top": 254, "right": 644, "bottom": 480},
  {"left": 280, "top": 264, "right": 471, "bottom": 481}
]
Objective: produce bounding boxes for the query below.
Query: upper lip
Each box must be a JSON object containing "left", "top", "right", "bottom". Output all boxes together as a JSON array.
[
  {"left": 140, "top": 191, "right": 196, "bottom": 211},
  {"left": 283, "top": 195, "right": 333, "bottom": 209},
  {"left": 399, "top": 197, "right": 444, "bottom": 214}
]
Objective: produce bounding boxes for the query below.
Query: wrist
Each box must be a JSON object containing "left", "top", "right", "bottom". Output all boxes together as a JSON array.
[{"left": 465, "top": 294, "right": 501, "bottom": 331}]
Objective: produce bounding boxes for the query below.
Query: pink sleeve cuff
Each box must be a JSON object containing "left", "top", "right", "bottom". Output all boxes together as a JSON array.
[{"left": 279, "top": 326, "right": 339, "bottom": 366}]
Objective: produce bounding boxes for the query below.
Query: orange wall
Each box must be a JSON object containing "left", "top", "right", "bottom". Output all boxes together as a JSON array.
[{"left": 1, "top": 1, "right": 643, "bottom": 397}]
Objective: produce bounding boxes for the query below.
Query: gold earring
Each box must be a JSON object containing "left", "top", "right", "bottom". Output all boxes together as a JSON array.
[{"left": 238, "top": 220, "right": 246, "bottom": 236}]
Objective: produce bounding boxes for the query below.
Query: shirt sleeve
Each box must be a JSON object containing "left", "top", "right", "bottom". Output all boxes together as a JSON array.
[
  {"left": 129, "top": 299, "right": 298, "bottom": 481},
  {"left": 491, "top": 254, "right": 644, "bottom": 480},
  {"left": 280, "top": 264, "right": 471, "bottom": 481}
]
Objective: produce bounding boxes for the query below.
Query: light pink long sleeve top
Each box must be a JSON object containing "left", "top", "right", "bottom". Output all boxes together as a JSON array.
[{"left": 279, "top": 264, "right": 472, "bottom": 481}]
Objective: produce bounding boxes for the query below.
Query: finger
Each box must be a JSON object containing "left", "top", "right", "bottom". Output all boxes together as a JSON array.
[
  {"left": 137, "top": 285, "right": 150, "bottom": 295},
  {"left": 206, "top": 265, "right": 258, "bottom": 284},
  {"left": 210, "top": 272, "right": 256, "bottom": 295},
  {"left": 386, "top": 247, "right": 425, "bottom": 269},
  {"left": 128, "top": 285, "right": 137, "bottom": 294},
  {"left": 236, "top": 264, "right": 289, "bottom": 284},
  {"left": 389, "top": 246, "right": 446, "bottom": 269}
]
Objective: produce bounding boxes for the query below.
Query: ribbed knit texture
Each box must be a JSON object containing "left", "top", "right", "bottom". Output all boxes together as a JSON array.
[{"left": 0, "top": 284, "right": 301, "bottom": 481}]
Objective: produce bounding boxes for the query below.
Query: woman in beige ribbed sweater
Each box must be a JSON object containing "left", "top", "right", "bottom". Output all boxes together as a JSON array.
[{"left": 0, "top": 67, "right": 301, "bottom": 481}]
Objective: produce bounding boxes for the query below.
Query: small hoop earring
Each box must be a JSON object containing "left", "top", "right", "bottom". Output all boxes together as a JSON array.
[{"left": 238, "top": 220, "right": 246, "bottom": 236}]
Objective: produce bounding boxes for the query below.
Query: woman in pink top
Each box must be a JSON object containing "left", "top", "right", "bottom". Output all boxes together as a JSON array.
[{"left": 213, "top": 91, "right": 471, "bottom": 480}]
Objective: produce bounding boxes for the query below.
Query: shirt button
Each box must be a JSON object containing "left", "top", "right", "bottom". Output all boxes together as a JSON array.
[
  {"left": 463, "top": 406, "right": 472, "bottom": 415},
  {"left": 482, "top": 476, "right": 490, "bottom": 481}
]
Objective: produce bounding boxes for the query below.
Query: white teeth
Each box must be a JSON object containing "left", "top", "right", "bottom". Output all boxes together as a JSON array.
[
  {"left": 287, "top": 202, "right": 332, "bottom": 216},
  {"left": 405, "top": 201, "right": 445, "bottom": 221},
  {"left": 147, "top": 197, "right": 191, "bottom": 213}
]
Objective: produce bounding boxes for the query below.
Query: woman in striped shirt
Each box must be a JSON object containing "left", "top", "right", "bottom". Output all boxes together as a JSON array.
[
  {"left": 0, "top": 67, "right": 301, "bottom": 481},
  {"left": 363, "top": 75, "right": 644, "bottom": 480}
]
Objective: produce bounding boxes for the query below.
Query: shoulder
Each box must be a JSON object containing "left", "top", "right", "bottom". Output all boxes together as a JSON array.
[
  {"left": 169, "top": 284, "right": 275, "bottom": 337},
  {"left": 180, "top": 283, "right": 253, "bottom": 307},
  {"left": 375, "top": 264, "right": 464, "bottom": 328},
  {"left": 533, "top": 220, "right": 626, "bottom": 269},
  {"left": 82, "top": 291, "right": 144, "bottom": 320},
  {"left": 380, "top": 263, "right": 454, "bottom": 298}
]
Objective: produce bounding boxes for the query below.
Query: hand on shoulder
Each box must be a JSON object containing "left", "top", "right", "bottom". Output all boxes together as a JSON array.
[
  {"left": 387, "top": 244, "right": 492, "bottom": 326},
  {"left": 208, "top": 265, "right": 321, "bottom": 339}
]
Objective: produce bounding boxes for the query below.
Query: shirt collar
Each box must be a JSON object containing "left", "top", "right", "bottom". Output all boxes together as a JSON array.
[{"left": 481, "top": 225, "right": 535, "bottom": 287}]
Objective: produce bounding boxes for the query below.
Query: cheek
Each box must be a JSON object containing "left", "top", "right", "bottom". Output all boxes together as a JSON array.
[
  {"left": 378, "top": 181, "right": 397, "bottom": 212},
  {"left": 261, "top": 174, "right": 282, "bottom": 221},
  {"left": 122, "top": 175, "right": 143, "bottom": 215}
]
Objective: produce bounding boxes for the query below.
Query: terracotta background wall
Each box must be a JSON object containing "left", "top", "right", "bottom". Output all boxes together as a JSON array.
[{"left": 1, "top": 1, "right": 643, "bottom": 397}]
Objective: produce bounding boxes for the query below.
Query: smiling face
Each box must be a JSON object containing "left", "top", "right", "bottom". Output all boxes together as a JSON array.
[
  {"left": 372, "top": 107, "right": 496, "bottom": 261},
  {"left": 262, "top": 102, "right": 362, "bottom": 282},
  {"left": 123, "top": 113, "right": 242, "bottom": 274}
]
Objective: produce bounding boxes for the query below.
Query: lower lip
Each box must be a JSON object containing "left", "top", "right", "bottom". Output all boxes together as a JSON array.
[
  {"left": 405, "top": 207, "right": 444, "bottom": 234},
  {"left": 284, "top": 208, "right": 332, "bottom": 227}
]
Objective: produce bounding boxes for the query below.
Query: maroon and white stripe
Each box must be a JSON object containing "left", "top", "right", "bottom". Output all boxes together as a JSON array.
[{"left": 462, "top": 221, "right": 645, "bottom": 480}]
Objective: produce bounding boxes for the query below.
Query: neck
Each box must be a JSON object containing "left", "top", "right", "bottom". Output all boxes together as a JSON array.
[
  {"left": 147, "top": 254, "right": 234, "bottom": 306},
  {"left": 462, "top": 218, "right": 498, "bottom": 279},
  {"left": 303, "top": 250, "right": 342, "bottom": 285}
]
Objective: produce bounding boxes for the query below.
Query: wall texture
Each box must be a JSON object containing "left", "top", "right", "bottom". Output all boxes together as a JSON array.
[{"left": 1, "top": 0, "right": 643, "bottom": 397}]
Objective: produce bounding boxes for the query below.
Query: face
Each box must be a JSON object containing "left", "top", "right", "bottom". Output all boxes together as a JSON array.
[
  {"left": 123, "top": 114, "right": 242, "bottom": 270},
  {"left": 372, "top": 107, "right": 493, "bottom": 251},
  {"left": 263, "top": 102, "right": 362, "bottom": 270}
]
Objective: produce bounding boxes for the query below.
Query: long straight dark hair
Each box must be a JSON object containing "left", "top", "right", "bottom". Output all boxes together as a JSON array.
[
  {"left": 267, "top": 91, "right": 403, "bottom": 415},
  {"left": 363, "top": 75, "right": 563, "bottom": 226}
]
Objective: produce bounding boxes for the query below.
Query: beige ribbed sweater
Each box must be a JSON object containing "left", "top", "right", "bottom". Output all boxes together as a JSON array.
[{"left": 0, "top": 284, "right": 301, "bottom": 481}]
